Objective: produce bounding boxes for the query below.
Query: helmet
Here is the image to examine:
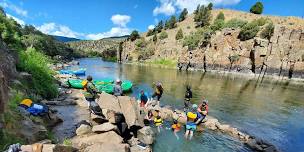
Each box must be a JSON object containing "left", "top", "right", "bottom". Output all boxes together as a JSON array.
[
  {"left": 192, "top": 104, "right": 198, "bottom": 109},
  {"left": 116, "top": 79, "right": 121, "bottom": 83},
  {"left": 156, "top": 82, "right": 162, "bottom": 87},
  {"left": 87, "top": 75, "right": 93, "bottom": 81}
]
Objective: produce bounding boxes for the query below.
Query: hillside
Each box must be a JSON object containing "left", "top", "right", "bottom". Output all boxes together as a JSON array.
[
  {"left": 52, "top": 35, "right": 80, "bottom": 42},
  {"left": 121, "top": 9, "right": 304, "bottom": 79}
]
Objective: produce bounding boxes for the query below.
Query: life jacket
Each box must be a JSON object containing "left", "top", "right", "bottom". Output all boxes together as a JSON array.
[
  {"left": 82, "top": 80, "right": 88, "bottom": 91},
  {"left": 20, "top": 99, "right": 33, "bottom": 108},
  {"left": 154, "top": 117, "right": 163, "bottom": 126},
  {"left": 171, "top": 123, "right": 181, "bottom": 131}
]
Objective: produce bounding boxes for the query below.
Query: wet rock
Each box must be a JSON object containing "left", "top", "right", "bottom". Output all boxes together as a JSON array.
[
  {"left": 203, "top": 117, "right": 219, "bottom": 130},
  {"left": 92, "top": 122, "right": 117, "bottom": 133},
  {"left": 53, "top": 144, "right": 78, "bottom": 152},
  {"left": 130, "top": 146, "right": 152, "bottom": 152},
  {"left": 76, "top": 124, "right": 92, "bottom": 136},
  {"left": 137, "top": 126, "right": 155, "bottom": 145},
  {"left": 84, "top": 143, "right": 130, "bottom": 152},
  {"left": 45, "top": 113, "right": 63, "bottom": 127},
  {"left": 72, "top": 131, "right": 123, "bottom": 147},
  {"left": 41, "top": 100, "right": 77, "bottom": 106}
]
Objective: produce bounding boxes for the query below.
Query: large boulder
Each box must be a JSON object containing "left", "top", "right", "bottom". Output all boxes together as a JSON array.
[
  {"left": 92, "top": 122, "right": 117, "bottom": 133},
  {"left": 203, "top": 117, "right": 220, "bottom": 130},
  {"left": 76, "top": 124, "right": 92, "bottom": 136},
  {"left": 84, "top": 143, "right": 130, "bottom": 152},
  {"left": 72, "top": 131, "right": 123, "bottom": 147},
  {"left": 118, "top": 96, "right": 144, "bottom": 127},
  {"left": 137, "top": 126, "right": 155, "bottom": 145},
  {"left": 97, "top": 93, "right": 121, "bottom": 112},
  {"left": 19, "top": 117, "right": 48, "bottom": 142}
]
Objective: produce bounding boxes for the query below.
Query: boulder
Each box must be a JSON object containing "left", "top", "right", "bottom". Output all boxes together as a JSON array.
[
  {"left": 92, "top": 122, "right": 117, "bottom": 133},
  {"left": 21, "top": 145, "right": 33, "bottom": 152},
  {"left": 137, "top": 126, "right": 155, "bottom": 145},
  {"left": 160, "top": 107, "right": 173, "bottom": 120},
  {"left": 130, "top": 146, "right": 152, "bottom": 152},
  {"left": 20, "top": 117, "right": 48, "bottom": 142},
  {"left": 91, "top": 113, "right": 108, "bottom": 124},
  {"left": 204, "top": 117, "right": 219, "bottom": 130},
  {"left": 72, "top": 131, "right": 123, "bottom": 147},
  {"left": 97, "top": 93, "right": 121, "bottom": 112},
  {"left": 53, "top": 145, "right": 78, "bottom": 152},
  {"left": 118, "top": 96, "right": 144, "bottom": 127},
  {"left": 76, "top": 124, "right": 92, "bottom": 136},
  {"left": 42, "top": 144, "right": 56, "bottom": 152},
  {"left": 84, "top": 143, "right": 130, "bottom": 152}
]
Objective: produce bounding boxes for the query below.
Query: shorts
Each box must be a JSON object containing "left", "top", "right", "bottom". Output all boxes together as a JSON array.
[
  {"left": 186, "top": 124, "right": 196, "bottom": 131},
  {"left": 152, "top": 93, "right": 162, "bottom": 101}
]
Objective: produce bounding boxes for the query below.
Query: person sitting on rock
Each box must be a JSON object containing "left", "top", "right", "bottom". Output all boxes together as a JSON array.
[
  {"left": 113, "top": 79, "right": 123, "bottom": 96},
  {"left": 185, "top": 104, "right": 199, "bottom": 140},
  {"left": 83, "top": 75, "right": 99, "bottom": 107},
  {"left": 151, "top": 82, "right": 163, "bottom": 105},
  {"left": 184, "top": 85, "right": 193, "bottom": 111},
  {"left": 195, "top": 98, "right": 209, "bottom": 125},
  {"left": 138, "top": 90, "right": 149, "bottom": 107},
  {"left": 171, "top": 119, "right": 181, "bottom": 139}
]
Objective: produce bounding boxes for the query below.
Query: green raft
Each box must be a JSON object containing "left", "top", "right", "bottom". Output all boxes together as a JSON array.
[{"left": 66, "top": 79, "right": 133, "bottom": 94}]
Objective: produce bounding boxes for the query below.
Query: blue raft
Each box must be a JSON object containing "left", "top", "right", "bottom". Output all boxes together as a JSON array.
[{"left": 60, "top": 68, "right": 86, "bottom": 76}]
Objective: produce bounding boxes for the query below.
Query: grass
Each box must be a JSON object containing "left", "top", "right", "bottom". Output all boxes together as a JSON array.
[
  {"left": 146, "top": 59, "right": 177, "bottom": 68},
  {"left": 63, "top": 138, "right": 72, "bottom": 146}
]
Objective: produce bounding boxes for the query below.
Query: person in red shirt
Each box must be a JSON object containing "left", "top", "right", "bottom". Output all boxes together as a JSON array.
[{"left": 195, "top": 97, "right": 209, "bottom": 125}]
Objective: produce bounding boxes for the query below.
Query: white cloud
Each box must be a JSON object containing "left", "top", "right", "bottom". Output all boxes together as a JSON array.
[
  {"left": 153, "top": 0, "right": 241, "bottom": 15},
  {"left": 36, "top": 23, "right": 82, "bottom": 38},
  {"left": 153, "top": 1, "right": 176, "bottom": 16},
  {"left": 6, "top": 13, "right": 25, "bottom": 26},
  {"left": 0, "top": 0, "right": 28, "bottom": 17},
  {"left": 148, "top": 25, "right": 155, "bottom": 30},
  {"left": 111, "top": 14, "right": 131, "bottom": 27},
  {"left": 85, "top": 27, "right": 131, "bottom": 40}
]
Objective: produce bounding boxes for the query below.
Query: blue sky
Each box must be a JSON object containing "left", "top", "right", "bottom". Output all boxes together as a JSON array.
[{"left": 1, "top": 0, "right": 303, "bottom": 40}]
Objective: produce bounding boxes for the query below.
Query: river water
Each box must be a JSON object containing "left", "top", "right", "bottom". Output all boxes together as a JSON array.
[{"left": 60, "top": 58, "right": 304, "bottom": 152}]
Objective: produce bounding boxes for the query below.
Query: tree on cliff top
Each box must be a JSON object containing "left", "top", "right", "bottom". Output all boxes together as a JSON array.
[
  {"left": 130, "top": 30, "right": 140, "bottom": 41},
  {"left": 168, "top": 16, "right": 177, "bottom": 29},
  {"left": 155, "top": 20, "right": 163, "bottom": 33},
  {"left": 194, "top": 4, "right": 212, "bottom": 28},
  {"left": 250, "top": 2, "right": 263, "bottom": 14},
  {"left": 179, "top": 8, "right": 188, "bottom": 22}
]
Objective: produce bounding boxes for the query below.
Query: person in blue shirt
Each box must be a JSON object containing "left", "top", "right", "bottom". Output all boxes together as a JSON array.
[{"left": 138, "top": 90, "right": 149, "bottom": 107}]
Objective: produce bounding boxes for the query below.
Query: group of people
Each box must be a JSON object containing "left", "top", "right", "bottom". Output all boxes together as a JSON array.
[{"left": 83, "top": 75, "right": 208, "bottom": 140}]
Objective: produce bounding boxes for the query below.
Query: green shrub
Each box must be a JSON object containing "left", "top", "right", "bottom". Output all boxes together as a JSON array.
[
  {"left": 146, "top": 29, "right": 155, "bottom": 37},
  {"left": 159, "top": 31, "right": 168, "bottom": 40},
  {"left": 238, "top": 21, "right": 260, "bottom": 41},
  {"left": 175, "top": 29, "right": 184, "bottom": 40},
  {"left": 253, "top": 18, "right": 268, "bottom": 26},
  {"left": 216, "top": 12, "right": 225, "bottom": 21},
  {"left": 130, "top": 30, "right": 140, "bottom": 41},
  {"left": 135, "top": 38, "right": 147, "bottom": 48},
  {"left": 260, "top": 22, "right": 275, "bottom": 40},
  {"left": 183, "top": 28, "right": 212, "bottom": 50},
  {"left": 17, "top": 47, "right": 58, "bottom": 99},
  {"left": 224, "top": 19, "right": 248, "bottom": 28},
  {"left": 63, "top": 138, "right": 72, "bottom": 146},
  {"left": 250, "top": 2, "right": 263, "bottom": 14},
  {"left": 211, "top": 19, "right": 225, "bottom": 31}
]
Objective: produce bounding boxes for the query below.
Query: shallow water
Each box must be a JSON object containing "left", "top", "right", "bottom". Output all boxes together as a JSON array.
[{"left": 62, "top": 58, "right": 304, "bottom": 152}]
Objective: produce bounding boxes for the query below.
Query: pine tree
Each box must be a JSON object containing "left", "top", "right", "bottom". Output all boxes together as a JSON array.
[
  {"left": 179, "top": 8, "right": 188, "bottom": 22},
  {"left": 155, "top": 20, "right": 163, "bottom": 33},
  {"left": 207, "top": 3, "right": 213, "bottom": 10},
  {"left": 195, "top": 5, "right": 212, "bottom": 27},
  {"left": 250, "top": 2, "right": 263, "bottom": 14},
  {"left": 175, "top": 29, "right": 183, "bottom": 40},
  {"left": 216, "top": 12, "right": 225, "bottom": 21},
  {"left": 194, "top": 4, "right": 200, "bottom": 15},
  {"left": 164, "top": 20, "right": 170, "bottom": 30},
  {"left": 130, "top": 30, "right": 140, "bottom": 41},
  {"left": 168, "top": 16, "right": 177, "bottom": 29}
]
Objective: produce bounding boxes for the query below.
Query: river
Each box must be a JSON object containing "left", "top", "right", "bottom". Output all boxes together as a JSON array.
[{"left": 56, "top": 58, "right": 304, "bottom": 152}]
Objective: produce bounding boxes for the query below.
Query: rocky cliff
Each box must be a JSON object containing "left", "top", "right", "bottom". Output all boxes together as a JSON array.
[
  {"left": 120, "top": 9, "right": 304, "bottom": 79},
  {"left": 0, "top": 39, "right": 17, "bottom": 113}
]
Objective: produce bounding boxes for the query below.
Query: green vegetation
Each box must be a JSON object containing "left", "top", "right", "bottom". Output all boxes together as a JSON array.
[
  {"left": 211, "top": 12, "right": 225, "bottom": 31},
  {"left": 155, "top": 21, "right": 163, "bottom": 33},
  {"left": 168, "top": 16, "right": 177, "bottom": 29},
  {"left": 183, "top": 28, "right": 212, "bottom": 50},
  {"left": 253, "top": 18, "right": 268, "bottom": 26},
  {"left": 135, "top": 38, "right": 147, "bottom": 48},
  {"left": 130, "top": 30, "right": 140, "bottom": 41},
  {"left": 153, "top": 33, "right": 157, "bottom": 43},
  {"left": 260, "top": 22, "right": 275, "bottom": 40},
  {"left": 159, "top": 31, "right": 168, "bottom": 40},
  {"left": 250, "top": 2, "right": 264, "bottom": 14},
  {"left": 63, "top": 138, "right": 72, "bottom": 146},
  {"left": 175, "top": 29, "right": 184, "bottom": 40},
  {"left": 238, "top": 21, "right": 260, "bottom": 41},
  {"left": 224, "top": 18, "right": 248, "bottom": 28},
  {"left": 147, "top": 59, "right": 177, "bottom": 68},
  {"left": 179, "top": 8, "right": 188, "bottom": 22},
  {"left": 194, "top": 3, "right": 212, "bottom": 28},
  {"left": 17, "top": 47, "right": 58, "bottom": 99},
  {"left": 146, "top": 29, "right": 154, "bottom": 37}
]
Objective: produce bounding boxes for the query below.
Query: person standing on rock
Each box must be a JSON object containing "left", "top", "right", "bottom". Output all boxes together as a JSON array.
[
  {"left": 151, "top": 82, "right": 163, "bottom": 106},
  {"left": 138, "top": 90, "right": 149, "bottom": 107},
  {"left": 184, "top": 85, "right": 193, "bottom": 111},
  {"left": 184, "top": 104, "right": 199, "bottom": 140},
  {"left": 83, "top": 75, "right": 99, "bottom": 107},
  {"left": 113, "top": 79, "right": 123, "bottom": 96}
]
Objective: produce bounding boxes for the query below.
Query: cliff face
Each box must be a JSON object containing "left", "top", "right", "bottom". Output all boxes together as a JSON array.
[
  {"left": 0, "top": 40, "right": 17, "bottom": 113},
  {"left": 120, "top": 9, "right": 304, "bottom": 78}
]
